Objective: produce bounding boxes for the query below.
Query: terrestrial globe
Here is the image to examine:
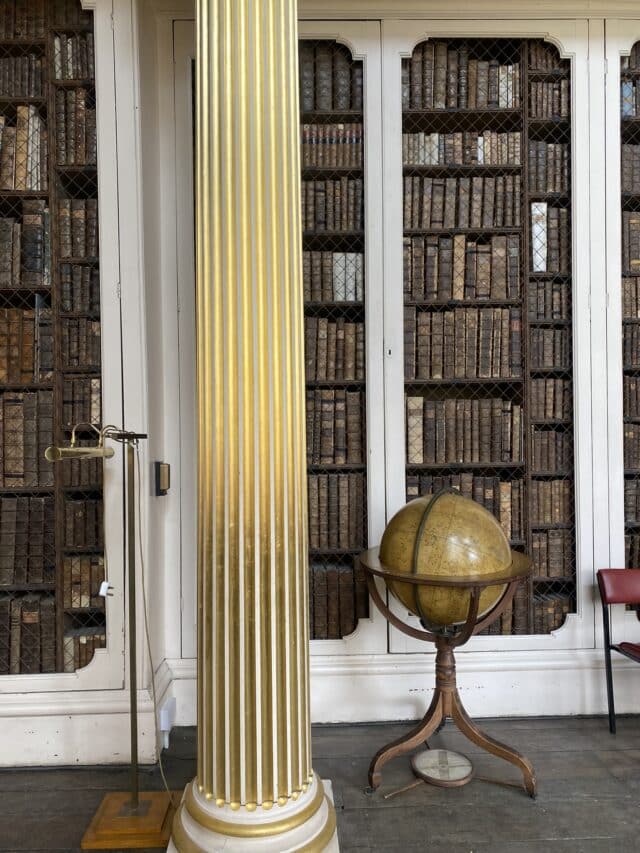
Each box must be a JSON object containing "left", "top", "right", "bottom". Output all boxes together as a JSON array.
[{"left": 379, "top": 490, "right": 512, "bottom": 627}]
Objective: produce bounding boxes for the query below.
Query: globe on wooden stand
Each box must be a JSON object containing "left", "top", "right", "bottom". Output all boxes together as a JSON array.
[{"left": 360, "top": 488, "right": 537, "bottom": 798}]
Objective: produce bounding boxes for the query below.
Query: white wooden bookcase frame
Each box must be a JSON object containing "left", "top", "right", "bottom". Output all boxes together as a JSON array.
[
  {"left": 382, "top": 19, "right": 594, "bottom": 654},
  {"left": 160, "top": 5, "right": 640, "bottom": 726}
]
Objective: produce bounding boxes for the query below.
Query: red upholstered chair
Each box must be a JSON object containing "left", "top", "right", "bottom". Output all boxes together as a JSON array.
[{"left": 596, "top": 569, "right": 640, "bottom": 733}]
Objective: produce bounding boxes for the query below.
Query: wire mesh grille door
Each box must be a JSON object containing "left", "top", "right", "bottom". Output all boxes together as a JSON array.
[
  {"left": 621, "top": 43, "right": 640, "bottom": 576},
  {"left": 0, "top": 0, "right": 105, "bottom": 675},
  {"left": 299, "top": 39, "right": 369, "bottom": 640},
  {"left": 402, "top": 38, "right": 575, "bottom": 635}
]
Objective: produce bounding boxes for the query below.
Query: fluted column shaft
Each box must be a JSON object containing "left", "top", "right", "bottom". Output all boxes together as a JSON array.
[{"left": 170, "top": 1, "right": 336, "bottom": 850}]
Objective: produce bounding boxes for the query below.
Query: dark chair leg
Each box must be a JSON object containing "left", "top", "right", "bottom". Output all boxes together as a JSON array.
[
  {"left": 602, "top": 602, "right": 616, "bottom": 734},
  {"left": 604, "top": 645, "right": 616, "bottom": 734}
]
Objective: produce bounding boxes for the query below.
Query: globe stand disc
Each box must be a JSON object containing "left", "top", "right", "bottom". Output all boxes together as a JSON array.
[{"left": 410, "top": 749, "right": 473, "bottom": 788}]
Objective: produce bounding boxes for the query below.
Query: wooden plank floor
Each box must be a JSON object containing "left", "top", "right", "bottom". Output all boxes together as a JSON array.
[{"left": 0, "top": 717, "right": 638, "bottom": 851}]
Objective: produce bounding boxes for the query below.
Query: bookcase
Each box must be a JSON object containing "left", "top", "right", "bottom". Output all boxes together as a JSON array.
[
  {"left": 299, "top": 39, "right": 370, "bottom": 639},
  {"left": 620, "top": 42, "right": 640, "bottom": 570},
  {"left": 400, "top": 37, "right": 576, "bottom": 635},
  {"left": 0, "top": 0, "right": 105, "bottom": 676}
]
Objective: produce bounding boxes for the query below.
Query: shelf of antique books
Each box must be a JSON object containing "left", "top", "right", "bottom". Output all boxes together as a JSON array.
[{"left": 0, "top": 591, "right": 58, "bottom": 674}]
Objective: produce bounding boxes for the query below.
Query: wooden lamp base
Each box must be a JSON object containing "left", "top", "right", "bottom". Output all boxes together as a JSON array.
[{"left": 81, "top": 791, "right": 178, "bottom": 850}]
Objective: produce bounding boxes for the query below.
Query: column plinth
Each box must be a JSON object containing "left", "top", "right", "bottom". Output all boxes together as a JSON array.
[{"left": 169, "top": 0, "right": 337, "bottom": 850}]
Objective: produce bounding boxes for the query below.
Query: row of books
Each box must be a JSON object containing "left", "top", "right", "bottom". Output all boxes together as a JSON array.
[
  {"left": 63, "top": 631, "right": 105, "bottom": 672},
  {"left": 621, "top": 145, "right": 640, "bottom": 194},
  {"left": 53, "top": 0, "right": 93, "bottom": 28},
  {"left": 531, "top": 428, "right": 573, "bottom": 472},
  {"left": 624, "top": 424, "right": 640, "bottom": 469},
  {"left": 309, "top": 563, "right": 367, "bottom": 640},
  {"left": 402, "top": 131, "right": 522, "bottom": 167},
  {"left": 530, "top": 378, "right": 572, "bottom": 421},
  {"left": 300, "top": 124, "right": 362, "bottom": 169},
  {"left": 529, "top": 43, "right": 567, "bottom": 72},
  {"left": 530, "top": 328, "right": 571, "bottom": 369},
  {"left": 531, "top": 529, "right": 573, "bottom": 578},
  {"left": 623, "top": 376, "right": 640, "bottom": 418},
  {"left": 406, "top": 396, "right": 523, "bottom": 465},
  {"left": 528, "top": 142, "right": 570, "bottom": 194},
  {"left": 532, "top": 592, "right": 571, "bottom": 634},
  {"left": 299, "top": 44, "right": 363, "bottom": 113},
  {"left": 530, "top": 204, "right": 570, "bottom": 274},
  {"left": 403, "top": 175, "right": 522, "bottom": 230},
  {"left": 0, "top": 496, "right": 54, "bottom": 586},
  {"left": 622, "top": 212, "right": 640, "bottom": 273},
  {"left": 0, "top": 200, "right": 51, "bottom": 288},
  {"left": 304, "top": 317, "right": 364, "bottom": 382},
  {"left": 623, "top": 324, "right": 640, "bottom": 367},
  {"left": 305, "top": 388, "right": 364, "bottom": 466},
  {"left": 62, "top": 376, "right": 100, "bottom": 427},
  {"left": 301, "top": 179, "right": 363, "bottom": 233},
  {"left": 58, "top": 439, "right": 103, "bottom": 488},
  {"left": 0, "top": 390, "right": 52, "bottom": 487},
  {"left": 55, "top": 88, "right": 97, "bottom": 166},
  {"left": 530, "top": 479, "right": 573, "bottom": 524},
  {"left": 53, "top": 33, "right": 95, "bottom": 82},
  {"left": 621, "top": 82, "right": 640, "bottom": 119},
  {"left": 405, "top": 475, "right": 523, "bottom": 541},
  {"left": 63, "top": 555, "right": 104, "bottom": 609},
  {"left": 624, "top": 479, "right": 640, "bottom": 522},
  {"left": 0, "top": 594, "right": 55, "bottom": 675},
  {"left": 403, "top": 307, "right": 522, "bottom": 380},
  {"left": 625, "top": 534, "right": 640, "bottom": 569},
  {"left": 0, "top": 304, "right": 52, "bottom": 383},
  {"left": 60, "top": 317, "right": 100, "bottom": 368},
  {"left": 624, "top": 164, "right": 637, "bottom": 569},
  {"left": 0, "top": 107, "right": 47, "bottom": 191},
  {"left": 308, "top": 473, "right": 365, "bottom": 551},
  {"left": 529, "top": 81, "right": 570, "bottom": 119},
  {"left": 0, "top": 55, "right": 43, "bottom": 97},
  {"left": 402, "top": 45, "right": 521, "bottom": 111},
  {"left": 479, "top": 582, "right": 529, "bottom": 635},
  {"left": 528, "top": 281, "right": 570, "bottom": 321},
  {"left": 0, "top": 1, "right": 45, "bottom": 39},
  {"left": 402, "top": 235, "right": 521, "bottom": 302},
  {"left": 302, "top": 251, "right": 364, "bottom": 303},
  {"left": 64, "top": 498, "right": 103, "bottom": 549},
  {"left": 622, "top": 276, "right": 640, "bottom": 318},
  {"left": 61, "top": 263, "right": 100, "bottom": 313},
  {"left": 59, "top": 198, "right": 98, "bottom": 259}
]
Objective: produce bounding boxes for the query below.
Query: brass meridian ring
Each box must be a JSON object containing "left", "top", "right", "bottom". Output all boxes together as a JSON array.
[{"left": 183, "top": 776, "right": 326, "bottom": 838}]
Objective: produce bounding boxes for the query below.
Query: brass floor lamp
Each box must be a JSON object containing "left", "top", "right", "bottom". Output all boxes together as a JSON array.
[{"left": 46, "top": 424, "right": 176, "bottom": 849}]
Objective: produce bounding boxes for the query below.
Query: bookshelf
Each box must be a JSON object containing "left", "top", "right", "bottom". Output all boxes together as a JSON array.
[
  {"left": 402, "top": 38, "right": 576, "bottom": 635},
  {"left": 621, "top": 41, "right": 640, "bottom": 570},
  {"left": 0, "top": 0, "right": 105, "bottom": 676},
  {"left": 299, "top": 40, "right": 370, "bottom": 639}
]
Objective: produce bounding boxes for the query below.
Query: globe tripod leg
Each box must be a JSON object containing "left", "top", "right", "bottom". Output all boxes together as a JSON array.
[
  {"left": 450, "top": 691, "right": 537, "bottom": 798},
  {"left": 367, "top": 691, "right": 444, "bottom": 791}
]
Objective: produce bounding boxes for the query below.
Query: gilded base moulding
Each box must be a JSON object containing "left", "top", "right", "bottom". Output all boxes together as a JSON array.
[{"left": 167, "top": 775, "right": 339, "bottom": 852}]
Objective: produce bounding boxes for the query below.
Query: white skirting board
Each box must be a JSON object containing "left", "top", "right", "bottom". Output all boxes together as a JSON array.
[
  {"left": 0, "top": 688, "right": 157, "bottom": 767},
  {"left": 162, "top": 651, "right": 640, "bottom": 726},
  {"left": 0, "top": 651, "right": 636, "bottom": 767}
]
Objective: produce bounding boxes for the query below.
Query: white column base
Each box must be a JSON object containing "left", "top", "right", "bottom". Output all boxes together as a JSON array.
[{"left": 168, "top": 775, "right": 338, "bottom": 852}]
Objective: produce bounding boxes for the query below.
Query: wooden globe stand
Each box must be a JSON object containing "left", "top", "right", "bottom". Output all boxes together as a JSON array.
[{"left": 360, "top": 548, "right": 537, "bottom": 799}]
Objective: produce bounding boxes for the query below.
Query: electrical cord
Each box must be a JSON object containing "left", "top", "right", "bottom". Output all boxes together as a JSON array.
[{"left": 134, "top": 442, "right": 178, "bottom": 807}]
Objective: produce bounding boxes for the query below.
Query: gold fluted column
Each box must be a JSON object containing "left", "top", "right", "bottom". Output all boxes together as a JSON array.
[{"left": 169, "top": 1, "right": 337, "bottom": 851}]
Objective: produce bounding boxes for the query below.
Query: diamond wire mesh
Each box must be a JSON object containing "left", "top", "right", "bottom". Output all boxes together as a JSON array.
[
  {"left": 299, "top": 40, "right": 369, "bottom": 639},
  {"left": 402, "top": 38, "right": 575, "bottom": 635},
  {"left": 0, "top": 0, "right": 103, "bottom": 676},
  {"left": 621, "top": 43, "right": 640, "bottom": 588}
]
